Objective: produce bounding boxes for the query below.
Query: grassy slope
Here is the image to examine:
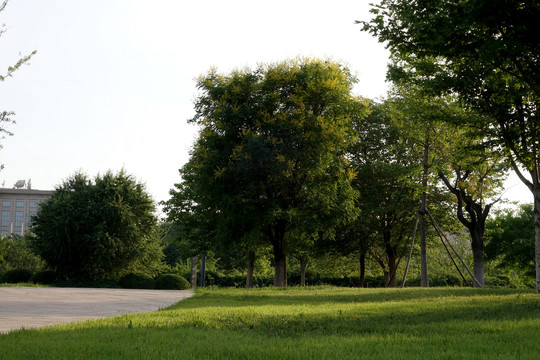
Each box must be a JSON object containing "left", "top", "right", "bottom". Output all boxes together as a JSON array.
[{"left": 1, "top": 287, "right": 540, "bottom": 359}]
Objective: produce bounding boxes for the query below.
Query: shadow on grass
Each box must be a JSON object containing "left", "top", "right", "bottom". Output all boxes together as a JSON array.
[{"left": 168, "top": 287, "right": 531, "bottom": 310}]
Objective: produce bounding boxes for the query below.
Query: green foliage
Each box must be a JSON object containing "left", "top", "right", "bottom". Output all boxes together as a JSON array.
[
  {"left": 154, "top": 273, "right": 190, "bottom": 290},
  {"left": 164, "top": 58, "right": 368, "bottom": 286},
  {"left": 119, "top": 273, "right": 156, "bottom": 289},
  {"left": 29, "top": 270, "right": 65, "bottom": 285},
  {"left": 485, "top": 204, "right": 535, "bottom": 277},
  {"left": 2, "top": 268, "right": 33, "bottom": 283},
  {"left": 31, "top": 170, "right": 164, "bottom": 281},
  {"left": 0, "top": 234, "right": 46, "bottom": 275}
]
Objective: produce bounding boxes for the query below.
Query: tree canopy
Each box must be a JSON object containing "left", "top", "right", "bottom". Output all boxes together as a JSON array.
[
  {"left": 164, "top": 58, "right": 368, "bottom": 286},
  {"left": 31, "top": 170, "right": 163, "bottom": 280},
  {"left": 362, "top": 0, "right": 540, "bottom": 292}
]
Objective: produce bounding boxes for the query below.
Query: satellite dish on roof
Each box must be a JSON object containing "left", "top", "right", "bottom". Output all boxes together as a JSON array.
[{"left": 14, "top": 180, "right": 26, "bottom": 189}]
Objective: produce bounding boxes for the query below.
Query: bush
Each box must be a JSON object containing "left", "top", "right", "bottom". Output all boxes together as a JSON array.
[
  {"left": 30, "top": 270, "right": 65, "bottom": 284},
  {"left": 119, "top": 273, "right": 156, "bottom": 289},
  {"left": 2, "top": 269, "right": 33, "bottom": 283},
  {"left": 31, "top": 171, "right": 163, "bottom": 281},
  {"left": 154, "top": 274, "right": 191, "bottom": 290}
]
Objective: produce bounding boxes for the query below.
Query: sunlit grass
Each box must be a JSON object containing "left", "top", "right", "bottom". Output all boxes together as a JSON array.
[
  {"left": 1, "top": 287, "right": 540, "bottom": 359},
  {"left": 0, "top": 282, "right": 48, "bottom": 287}
]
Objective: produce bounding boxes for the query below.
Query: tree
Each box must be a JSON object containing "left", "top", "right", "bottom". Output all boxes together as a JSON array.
[
  {"left": 1, "top": 0, "right": 36, "bottom": 171},
  {"left": 485, "top": 204, "right": 535, "bottom": 279},
  {"left": 165, "top": 58, "right": 367, "bottom": 286},
  {"left": 0, "top": 233, "right": 45, "bottom": 274},
  {"left": 437, "top": 117, "right": 507, "bottom": 287},
  {"left": 362, "top": 0, "right": 540, "bottom": 292},
  {"left": 31, "top": 171, "right": 163, "bottom": 280},
  {"left": 347, "top": 99, "right": 424, "bottom": 287}
]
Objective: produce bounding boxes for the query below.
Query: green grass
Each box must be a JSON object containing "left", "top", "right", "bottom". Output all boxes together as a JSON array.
[
  {"left": 0, "top": 282, "right": 48, "bottom": 287},
  {"left": 1, "top": 287, "right": 540, "bottom": 359}
]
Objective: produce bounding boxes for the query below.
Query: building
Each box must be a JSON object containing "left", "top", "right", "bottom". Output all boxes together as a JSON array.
[{"left": 0, "top": 183, "right": 53, "bottom": 236}]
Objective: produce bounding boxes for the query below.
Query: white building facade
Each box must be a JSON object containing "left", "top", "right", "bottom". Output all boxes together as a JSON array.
[{"left": 0, "top": 187, "right": 53, "bottom": 236}]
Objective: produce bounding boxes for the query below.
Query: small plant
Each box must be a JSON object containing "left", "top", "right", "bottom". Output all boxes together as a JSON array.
[
  {"left": 2, "top": 268, "right": 33, "bottom": 283},
  {"left": 119, "top": 273, "right": 155, "bottom": 289},
  {"left": 154, "top": 274, "right": 190, "bottom": 290},
  {"left": 30, "top": 270, "right": 65, "bottom": 285}
]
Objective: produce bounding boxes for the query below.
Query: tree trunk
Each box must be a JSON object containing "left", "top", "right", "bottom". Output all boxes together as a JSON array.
[
  {"left": 190, "top": 256, "right": 197, "bottom": 289},
  {"left": 384, "top": 231, "right": 397, "bottom": 287},
  {"left": 299, "top": 256, "right": 308, "bottom": 287},
  {"left": 200, "top": 253, "right": 206, "bottom": 287},
  {"left": 534, "top": 184, "right": 540, "bottom": 294},
  {"left": 246, "top": 249, "right": 255, "bottom": 288},
  {"left": 269, "top": 220, "right": 287, "bottom": 287},
  {"left": 273, "top": 248, "right": 287, "bottom": 287},
  {"left": 359, "top": 249, "right": 367, "bottom": 288},
  {"left": 470, "top": 227, "right": 485, "bottom": 288},
  {"left": 385, "top": 241, "right": 398, "bottom": 287}
]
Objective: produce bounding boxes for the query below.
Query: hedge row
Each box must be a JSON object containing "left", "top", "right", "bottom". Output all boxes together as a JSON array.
[
  {"left": 0, "top": 269, "right": 191, "bottom": 290},
  {"left": 175, "top": 271, "right": 524, "bottom": 288},
  {"left": 119, "top": 273, "right": 190, "bottom": 290},
  {"left": 1, "top": 268, "right": 525, "bottom": 289}
]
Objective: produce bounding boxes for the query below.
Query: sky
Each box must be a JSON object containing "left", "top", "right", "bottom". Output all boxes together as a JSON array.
[{"left": 0, "top": 0, "right": 531, "bottom": 214}]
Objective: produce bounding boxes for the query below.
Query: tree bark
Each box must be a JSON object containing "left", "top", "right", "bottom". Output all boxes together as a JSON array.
[
  {"left": 470, "top": 226, "right": 485, "bottom": 287},
  {"left": 299, "top": 256, "right": 308, "bottom": 287},
  {"left": 359, "top": 249, "right": 367, "bottom": 288},
  {"left": 190, "top": 256, "right": 197, "bottom": 289},
  {"left": 532, "top": 168, "right": 540, "bottom": 294},
  {"left": 273, "top": 248, "right": 287, "bottom": 287},
  {"left": 246, "top": 249, "right": 255, "bottom": 288},
  {"left": 385, "top": 238, "right": 398, "bottom": 287},
  {"left": 269, "top": 220, "right": 287, "bottom": 287}
]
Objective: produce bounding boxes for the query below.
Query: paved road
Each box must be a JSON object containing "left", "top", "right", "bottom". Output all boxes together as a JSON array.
[{"left": 0, "top": 287, "right": 194, "bottom": 333}]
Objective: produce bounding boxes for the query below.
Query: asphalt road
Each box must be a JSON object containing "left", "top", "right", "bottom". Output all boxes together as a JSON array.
[{"left": 0, "top": 287, "right": 194, "bottom": 333}]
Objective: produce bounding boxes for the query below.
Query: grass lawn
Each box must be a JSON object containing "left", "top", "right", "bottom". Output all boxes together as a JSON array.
[{"left": 1, "top": 287, "right": 540, "bottom": 359}]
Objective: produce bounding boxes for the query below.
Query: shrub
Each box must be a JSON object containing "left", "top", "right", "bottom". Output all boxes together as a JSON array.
[
  {"left": 31, "top": 171, "right": 163, "bottom": 281},
  {"left": 2, "top": 269, "right": 33, "bottom": 283},
  {"left": 119, "top": 273, "right": 155, "bottom": 289},
  {"left": 154, "top": 274, "right": 190, "bottom": 290},
  {"left": 30, "top": 270, "right": 65, "bottom": 284}
]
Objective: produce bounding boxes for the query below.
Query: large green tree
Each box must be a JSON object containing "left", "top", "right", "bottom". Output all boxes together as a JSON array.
[
  {"left": 362, "top": 0, "right": 540, "bottom": 292},
  {"left": 165, "top": 58, "right": 367, "bottom": 286},
  {"left": 347, "top": 101, "right": 421, "bottom": 287},
  {"left": 31, "top": 171, "right": 163, "bottom": 280}
]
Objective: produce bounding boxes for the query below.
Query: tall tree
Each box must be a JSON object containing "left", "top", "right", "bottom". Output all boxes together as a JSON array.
[
  {"left": 166, "top": 58, "right": 367, "bottom": 286},
  {"left": 437, "top": 118, "right": 507, "bottom": 287},
  {"left": 348, "top": 101, "right": 421, "bottom": 287},
  {"left": 362, "top": 0, "right": 540, "bottom": 292}
]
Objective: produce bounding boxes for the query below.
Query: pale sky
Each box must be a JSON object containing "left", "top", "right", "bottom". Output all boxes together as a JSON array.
[{"left": 0, "top": 0, "right": 531, "bottom": 214}]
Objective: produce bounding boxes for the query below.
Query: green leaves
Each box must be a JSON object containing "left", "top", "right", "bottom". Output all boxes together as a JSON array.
[
  {"left": 31, "top": 170, "right": 162, "bottom": 280},
  {"left": 165, "top": 58, "right": 368, "bottom": 283}
]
